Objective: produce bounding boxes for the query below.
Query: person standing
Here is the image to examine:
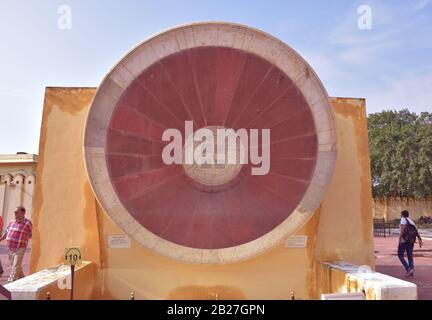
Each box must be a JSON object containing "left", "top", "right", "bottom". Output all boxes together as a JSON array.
[
  {"left": 398, "top": 210, "right": 423, "bottom": 277},
  {"left": 0, "top": 206, "right": 32, "bottom": 282}
]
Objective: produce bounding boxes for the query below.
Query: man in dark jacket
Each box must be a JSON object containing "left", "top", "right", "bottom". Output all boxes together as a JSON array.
[{"left": 398, "top": 210, "right": 423, "bottom": 277}]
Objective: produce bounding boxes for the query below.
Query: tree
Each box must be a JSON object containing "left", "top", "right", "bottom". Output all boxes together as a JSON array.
[{"left": 368, "top": 109, "right": 432, "bottom": 198}]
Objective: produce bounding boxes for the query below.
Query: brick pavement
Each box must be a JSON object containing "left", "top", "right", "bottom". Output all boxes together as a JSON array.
[{"left": 374, "top": 234, "right": 432, "bottom": 300}]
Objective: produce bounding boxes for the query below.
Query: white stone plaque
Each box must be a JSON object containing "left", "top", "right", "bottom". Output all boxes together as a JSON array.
[
  {"left": 284, "top": 235, "right": 308, "bottom": 248},
  {"left": 107, "top": 235, "right": 131, "bottom": 249}
]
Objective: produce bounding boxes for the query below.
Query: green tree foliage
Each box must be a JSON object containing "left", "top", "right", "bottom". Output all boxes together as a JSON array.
[{"left": 368, "top": 109, "right": 432, "bottom": 198}]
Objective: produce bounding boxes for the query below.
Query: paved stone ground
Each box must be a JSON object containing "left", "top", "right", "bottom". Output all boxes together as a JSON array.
[
  {"left": 374, "top": 234, "right": 432, "bottom": 300},
  {"left": 0, "top": 242, "right": 31, "bottom": 286},
  {"left": 1, "top": 236, "right": 430, "bottom": 300}
]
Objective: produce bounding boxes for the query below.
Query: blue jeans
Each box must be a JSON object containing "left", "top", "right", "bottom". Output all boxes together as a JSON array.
[{"left": 398, "top": 241, "right": 414, "bottom": 271}]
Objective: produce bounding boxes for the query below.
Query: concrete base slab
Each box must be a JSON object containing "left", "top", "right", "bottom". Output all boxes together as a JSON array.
[{"left": 320, "top": 261, "right": 417, "bottom": 300}]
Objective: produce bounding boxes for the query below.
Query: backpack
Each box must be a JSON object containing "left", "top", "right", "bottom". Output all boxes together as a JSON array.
[{"left": 402, "top": 218, "right": 418, "bottom": 245}]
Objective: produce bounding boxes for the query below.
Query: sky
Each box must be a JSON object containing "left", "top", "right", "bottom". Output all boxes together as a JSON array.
[{"left": 0, "top": 0, "right": 431, "bottom": 154}]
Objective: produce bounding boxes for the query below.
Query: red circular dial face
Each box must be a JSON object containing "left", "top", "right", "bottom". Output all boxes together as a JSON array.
[{"left": 106, "top": 46, "right": 317, "bottom": 250}]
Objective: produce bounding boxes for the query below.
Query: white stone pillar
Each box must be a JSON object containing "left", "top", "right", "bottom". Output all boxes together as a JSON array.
[
  {"left": 0, "top": 176, "right": 5, "bottom": 232},
  {"left": 23, "top": 174, "right": 35, "bottom": 222},
  {"left": 0, "top": 175, "right": 12, "bottom": 232},
  {"left": 6, "top": 174, "right": 24, "bottom": 226}
]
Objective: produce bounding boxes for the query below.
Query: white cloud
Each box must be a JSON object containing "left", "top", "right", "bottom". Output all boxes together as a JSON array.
[
  {"left": 337, "top": 39, "right": 403, "bottom": 64},
  {"left": 366, "top": 70, "right": 432, "bottom": 113},
  {"left": 327, "top": 2, "right": 419, "bottom": 66},
  {"left": 300, "top": 50, "right": 347, "bottom": 82},
  {"left": 317, "top": 1, "right": 432, "bottom": 108},
  {"left": 414, "top": 0, "right": 431, "bottom": 11}
]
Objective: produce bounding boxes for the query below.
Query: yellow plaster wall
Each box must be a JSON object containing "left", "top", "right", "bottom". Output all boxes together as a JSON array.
[
  {"left": 372, "top": 197, "right": 432, "bottom": 221},
  {"left": 30, "top": 88, "right": 374, "bottom": 300},
  {"left": 314, "top": 98, "right": 374, "bottom": 268},
  {"left": 30, "top": 88, "right": 101, "bottom": 276}
]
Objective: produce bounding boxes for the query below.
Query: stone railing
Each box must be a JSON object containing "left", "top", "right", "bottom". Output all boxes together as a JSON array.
[
  {"left": 4, "top": 261, "right": 95, "bottom": 300},
  {"left": 318, "top": 261, "right": 417, "bottom": 300}
]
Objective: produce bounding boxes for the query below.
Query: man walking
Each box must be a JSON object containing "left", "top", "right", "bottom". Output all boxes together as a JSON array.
[
  {"left": 0, "top": 206, "right": 32, "bottom": 282},
  {"left": 398, "top": 210, "right": 423, "bottom": 277}
]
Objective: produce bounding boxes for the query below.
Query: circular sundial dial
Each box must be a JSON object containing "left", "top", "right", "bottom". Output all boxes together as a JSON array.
[
  {"left": 183, "top": 126, "right": 244, "bottom": 187},
  {"left": 84, "top": 22, "right": 337, "bottom": 264}
]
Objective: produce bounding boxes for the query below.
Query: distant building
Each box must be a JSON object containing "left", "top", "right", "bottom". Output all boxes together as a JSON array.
[{"left": 0, "top": 153, "right": 37, "bottom": 230}]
